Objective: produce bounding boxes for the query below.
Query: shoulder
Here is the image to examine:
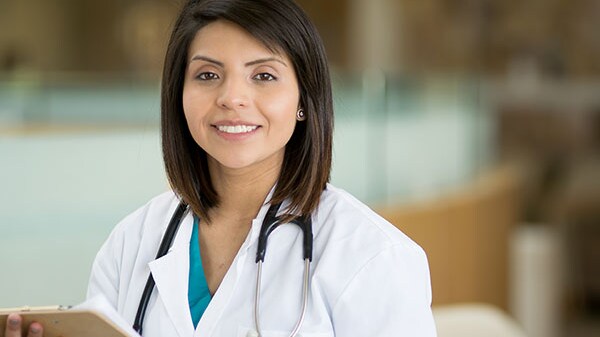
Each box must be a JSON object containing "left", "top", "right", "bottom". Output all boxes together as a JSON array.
[
  {"left": 87, "top": 190, "right": 182, "bottom": 304},
  {"left": 95, "top": 190, "right": 182, "bottom": 264},
  {"left": 315, "top": 184, "right": 423, "bottom": 254},
  {"left": 312, "top": 185, "right": 434, "bottom": 330},
  {"left": 312, "top": 184, "right": 429, "bottom": 286},
  {"left": 110, "top": 190, "right": 181, "bottom": 239}
]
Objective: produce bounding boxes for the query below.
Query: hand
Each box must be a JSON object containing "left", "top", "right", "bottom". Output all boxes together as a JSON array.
[{"left": 3, "top": 314, "right": 43, "bottom": 337}]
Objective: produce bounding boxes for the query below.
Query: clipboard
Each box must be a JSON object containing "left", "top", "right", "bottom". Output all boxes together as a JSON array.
[{"left": 0, "top": 307, "right": 131, "bottom": 337}]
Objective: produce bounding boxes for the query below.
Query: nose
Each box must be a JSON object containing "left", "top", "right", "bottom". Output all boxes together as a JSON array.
[{"left": 216, "top": 77, "right": 250, "bottom": 110}]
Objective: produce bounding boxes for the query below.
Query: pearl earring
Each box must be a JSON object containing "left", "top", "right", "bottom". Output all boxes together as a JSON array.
[{"left": 296, "top": 108, "right": 306, "bottom": 121}]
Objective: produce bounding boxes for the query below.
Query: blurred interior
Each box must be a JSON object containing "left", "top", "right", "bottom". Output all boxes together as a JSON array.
[{"left": 1, "top": 0, "right": 599, "bottom": 336}]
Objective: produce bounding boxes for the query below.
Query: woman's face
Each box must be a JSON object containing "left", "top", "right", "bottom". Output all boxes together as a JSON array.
[{"left": 182, "top": 20, "right": 300, "bottom": 174}]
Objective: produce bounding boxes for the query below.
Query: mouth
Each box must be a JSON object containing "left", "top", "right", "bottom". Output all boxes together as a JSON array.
[{"left": 214, "top": 125, "right": 259, "bottom": 134}]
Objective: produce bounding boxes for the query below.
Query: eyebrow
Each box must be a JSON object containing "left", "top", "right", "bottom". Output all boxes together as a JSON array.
[
  {"left": 245, "top": 57, "right": 288, "bottom": 67},
  {"left": 189, "top": 55, "right": 288, "bottom": 67}
]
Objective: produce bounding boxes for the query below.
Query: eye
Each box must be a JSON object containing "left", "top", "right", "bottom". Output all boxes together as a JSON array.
[
  {"left": 253, "top": 73, "right": 277, "bottom": 81},
  {"left": 196, "top": 72, "right": 219, "bottom": 81}
]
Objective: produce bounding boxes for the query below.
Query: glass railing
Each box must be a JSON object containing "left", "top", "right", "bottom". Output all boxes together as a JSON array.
[{"left": 1, "top": 71, "right": 493, "bottom": 203}]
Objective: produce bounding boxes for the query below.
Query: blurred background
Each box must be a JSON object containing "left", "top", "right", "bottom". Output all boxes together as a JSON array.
[{"left": 1, "top": 0, "right": 599, "bottom": 336}]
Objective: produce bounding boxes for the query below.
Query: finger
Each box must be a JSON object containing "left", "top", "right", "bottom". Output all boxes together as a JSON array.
[
  {"left": 4, "top": 313, "right": 22, "bottom": 337},
  {"left": 26, "top": 322, "right": 43, "bottom": 337}
]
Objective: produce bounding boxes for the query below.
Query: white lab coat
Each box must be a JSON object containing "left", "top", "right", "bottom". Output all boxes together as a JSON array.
[{"left": 87, "top": 184, "right": 437, "bottom": 337}]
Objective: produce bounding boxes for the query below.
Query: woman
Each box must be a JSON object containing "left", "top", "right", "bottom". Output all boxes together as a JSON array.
[{"left": 4, "top": 0, "right": 436, "bottom": 336}]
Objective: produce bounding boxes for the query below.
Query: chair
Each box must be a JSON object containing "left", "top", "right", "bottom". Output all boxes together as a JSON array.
[{"left": 434, "top": 303, "right": 528, "bottom": 337}]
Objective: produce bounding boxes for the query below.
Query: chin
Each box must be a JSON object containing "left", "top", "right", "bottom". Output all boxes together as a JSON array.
[
  {"left": 212, "top": 154, "right": 257, "bottom": 170},
  {"left": 208, "top": 150, "right": 284, "bottom": 172},
  {"left": 221, "top": 161, "right": 254, "bottom": 170}
]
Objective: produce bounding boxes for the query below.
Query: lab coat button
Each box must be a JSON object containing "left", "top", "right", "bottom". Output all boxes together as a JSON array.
[{"left": 246, "top": 330, "right": 259, "bottom": 337}]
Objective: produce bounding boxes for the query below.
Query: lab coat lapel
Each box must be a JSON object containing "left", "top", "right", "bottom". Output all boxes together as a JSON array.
[
  {"left": 195, "top": 199, "right": 275, "bottom": 336},
  {"left": 148, "top": 213, "right": 195, "bottom": 337},
  {"left": 194, "top": 218, "right": 258, "bottom": 336}
]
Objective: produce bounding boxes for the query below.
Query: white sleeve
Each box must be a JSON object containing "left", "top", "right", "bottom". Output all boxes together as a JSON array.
[
  {"left": 331, "top": 244, "right": 437, "bottom": 337},
  {"left": 86, "top": 225, "right": 126, "bottom": 307}
]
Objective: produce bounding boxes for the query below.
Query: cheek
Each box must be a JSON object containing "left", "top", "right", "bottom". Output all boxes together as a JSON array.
[
  {"left": 260, "top": 85, "right": 300, "bottom": 126},
  {"left": 263, "top": 99, "right": 298, "bottom": 136},
  {"left": 182, "top": 87, "right": 196, "bottom": 119},
  {"left": 182, "top": 88, "right": 209, "bottom": 123},
  {"left": 181, "top": 89, "right": 213, "bottom": 148},
  {"left": 182, "top": 87, "right": 192, "bottom": 120}
]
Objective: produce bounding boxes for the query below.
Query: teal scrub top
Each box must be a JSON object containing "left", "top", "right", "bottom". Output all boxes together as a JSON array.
[{"left": 188, "top": 216, "right": 212, "bottom": 328}]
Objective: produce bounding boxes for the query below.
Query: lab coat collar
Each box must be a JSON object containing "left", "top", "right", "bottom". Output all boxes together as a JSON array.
[
  {"left": 246, "top": 184, "right": 275, "bottom": 241},
  {"left": 248, "top": 184, "right": 305, "bottom": 245},
  {"left": 257, "top": 183, "right": 299, "bottom": 218},
  {"left": 148, "top": 210, "right": 195, "bottom": 337}
]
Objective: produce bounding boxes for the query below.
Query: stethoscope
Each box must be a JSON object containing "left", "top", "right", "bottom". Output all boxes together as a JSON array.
[{"left": 132, "top": 200, "right": 313, "bottom": 337}]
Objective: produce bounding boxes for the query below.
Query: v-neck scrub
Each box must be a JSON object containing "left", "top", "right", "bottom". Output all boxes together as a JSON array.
[{"left": 188, "top": 216, "right": 212, "bottom": 328}]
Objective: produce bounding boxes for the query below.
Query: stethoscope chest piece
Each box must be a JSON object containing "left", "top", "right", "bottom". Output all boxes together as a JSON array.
[
  {"left": 246, "top": 330, "right": 259, "bottom": 337},
  {"left": 246, "top": 330, "right": 306, "bottom": 337}
]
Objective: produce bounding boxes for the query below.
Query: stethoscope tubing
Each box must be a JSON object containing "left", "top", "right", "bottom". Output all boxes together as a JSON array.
[
  {"left": 133, "top": 200, "right": 313, "bottom": 336},
  {"left": 133, "top": 202, "right": 189, "bottom": 335},
  {"left": 254, "top": 258, "right": 311, "bottom": 337},
  {"left": 253, "top": 202, "right": 312, "bottom": 337}
]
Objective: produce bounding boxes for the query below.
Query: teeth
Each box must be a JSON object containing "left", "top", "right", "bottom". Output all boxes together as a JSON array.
[{"left": 216, "top": 125, "right": 258, "bottom": 134}]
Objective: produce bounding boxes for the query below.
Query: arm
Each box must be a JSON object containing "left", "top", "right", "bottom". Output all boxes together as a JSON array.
[
  {"left": 331, "top": 244, "right": 437, "bottom": 337},
  {"left": 86, "top": 226, "right": 125, "bottom": 307}
]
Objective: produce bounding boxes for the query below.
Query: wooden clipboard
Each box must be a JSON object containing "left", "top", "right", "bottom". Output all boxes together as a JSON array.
[{"left": 0, "top": 308, "right": 131, "bottom": 337}]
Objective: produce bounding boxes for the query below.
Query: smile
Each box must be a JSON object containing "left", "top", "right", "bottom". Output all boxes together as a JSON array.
[{"left": 215, "top": 125, "right": 259, "bottom": 134}]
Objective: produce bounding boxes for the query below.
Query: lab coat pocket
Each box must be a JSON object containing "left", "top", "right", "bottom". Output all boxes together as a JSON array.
[{"left": 236, "top": 326, "right": 334, "bottom": 337}]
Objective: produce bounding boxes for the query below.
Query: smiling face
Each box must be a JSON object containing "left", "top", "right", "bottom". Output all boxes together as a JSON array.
[{"left": 182, "top": 20, "right": 300, "bottom": 175}]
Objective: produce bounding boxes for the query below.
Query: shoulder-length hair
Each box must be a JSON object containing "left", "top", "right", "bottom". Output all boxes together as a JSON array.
[{"left": 161, "top": 0, "right": 333, "bottom": 221}]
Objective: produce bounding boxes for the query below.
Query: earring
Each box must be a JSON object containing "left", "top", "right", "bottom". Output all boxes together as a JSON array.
[{"left": 296, "top": 108, "right": 306, "bottom": 121}]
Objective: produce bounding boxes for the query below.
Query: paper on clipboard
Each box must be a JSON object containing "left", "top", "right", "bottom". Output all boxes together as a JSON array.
[{"left": 0, "top": 295, "right": 140, "bottom": 337}]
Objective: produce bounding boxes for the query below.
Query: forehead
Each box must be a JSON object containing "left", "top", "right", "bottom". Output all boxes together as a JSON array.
[{"left": 188, "top": 19, "right": 286, "bottom": 60}]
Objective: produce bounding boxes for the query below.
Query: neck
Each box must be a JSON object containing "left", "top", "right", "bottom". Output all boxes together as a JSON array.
[{"left": 207, "top": 158, "right": 281, "bottom": 224}]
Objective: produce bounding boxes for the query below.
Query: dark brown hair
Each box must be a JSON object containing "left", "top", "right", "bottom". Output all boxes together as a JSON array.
[{"left": 161, "top": 0, "right": 333, "bottom": 221}]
